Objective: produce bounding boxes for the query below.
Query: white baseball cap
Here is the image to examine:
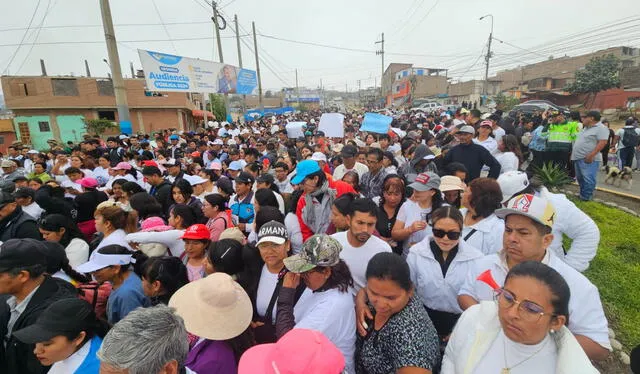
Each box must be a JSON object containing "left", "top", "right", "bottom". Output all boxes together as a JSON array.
[
  {"left": 495, "top": 194, "right": 556, "bottom": 228},
  {"left": 183, "top": 174, "right": 208, "bottom": 186},
  {"left": 311, "top": 152, "right": 327, "bottom": 162},
  {"left": 76, "top": 252, "right": 132, "bottom": 273},
  {"left": 212, "top": 139, "right": 224, "bottom": 145},
  {"left": 497, "top": 171, "right": 530, "bottom": 204}
]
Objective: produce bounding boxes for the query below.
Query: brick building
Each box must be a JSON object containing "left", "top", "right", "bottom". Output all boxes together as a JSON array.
[
  {"left": 382, "top": 64, "right": 447, "bottom": 107},
  {"left": 1, "top": 75, "right": 198, "bottom": 150}
]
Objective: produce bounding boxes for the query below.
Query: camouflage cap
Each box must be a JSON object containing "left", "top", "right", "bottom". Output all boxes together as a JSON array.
[{"left": 283, "top": 234, "right": 342, "bottom": 273}]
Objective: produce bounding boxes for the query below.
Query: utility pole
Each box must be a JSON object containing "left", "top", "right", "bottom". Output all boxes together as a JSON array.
[
  {"left": 99, "top": 0, "right": 131, "bottom": 134},
  {"left": 295, "top": 69, "right": 300, "bottom": 108},
  {"left": 211, "top": 1, "right": 230, "bottom": 121},
  {"left": 480, "top": 15, "right": 494, "bottom": 96},
  {"left": 358, "top": 79, "right": 361, "bottom": 106},
  {"left": 375, "top": 32, "right": 385, "bottom": 98},
  {"left": 252, "top": 21, "right": 263, "bottom": 111},
  {"left": 234, "top": 14, "right": 245, "bottom": 120}
]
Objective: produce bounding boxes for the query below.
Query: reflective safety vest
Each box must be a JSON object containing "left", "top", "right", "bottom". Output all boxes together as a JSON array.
[{"left": 543, "top": 121, "right": 579, "bottom": 152}]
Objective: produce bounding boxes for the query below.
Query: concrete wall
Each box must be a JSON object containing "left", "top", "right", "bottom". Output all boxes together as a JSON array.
[{"left": 382, "top": 63, "right": 412, "bottom": 97}]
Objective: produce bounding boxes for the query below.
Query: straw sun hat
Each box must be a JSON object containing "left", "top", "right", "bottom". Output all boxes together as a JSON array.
[{"left": 169, "top": 273, "right": 252, "bottom": 340}]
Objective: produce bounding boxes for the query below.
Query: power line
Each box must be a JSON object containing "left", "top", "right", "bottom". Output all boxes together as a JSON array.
[
  {"left": 15, "top": 0, "right": 56, "bottom": 74},
  {"left": 3, "top": 0, "right": 43, "bottom": 74},
  {"left": 0, "top": 35, "right": 248, "bottom": 47},
  {"left": 150, "top": 0, "right": 178, "bottom": 53},
  {"left": 393, "top": 0, "right": 441, "bottom": 44}
]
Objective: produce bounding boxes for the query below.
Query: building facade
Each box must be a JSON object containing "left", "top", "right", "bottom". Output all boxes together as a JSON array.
[{"left": 1, "top": 75, "right": 198, "bottom": 150}]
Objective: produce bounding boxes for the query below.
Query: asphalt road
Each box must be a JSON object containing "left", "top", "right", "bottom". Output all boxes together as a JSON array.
[{"left": 595, "top": 167, "right": 639, "bottom": 198}]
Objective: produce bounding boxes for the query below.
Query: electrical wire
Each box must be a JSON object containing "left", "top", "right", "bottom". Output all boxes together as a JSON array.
[
  {"left": 151, "top": 0, "right": 178, "bottom": 53},
  {"left": 2, "top": 0, "right": 43, "bottom": 74},
  {"left": 0, "top": 35, "right": 247, "bottom": 47},
  {"left": 14, "top": 0, "right": 55, "bottom": 74},
  {"left": 393, "top": 0, "right": 441, "bottom": 44}
]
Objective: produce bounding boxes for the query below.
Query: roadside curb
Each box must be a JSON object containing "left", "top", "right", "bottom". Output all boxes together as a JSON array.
[{"left": 560, "top": 187, "right": 640, "bottom": 217}]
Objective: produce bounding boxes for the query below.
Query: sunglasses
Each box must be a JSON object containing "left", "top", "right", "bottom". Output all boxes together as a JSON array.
[{"left": 432, "top": 228, "right": 461, "bottom": 240}]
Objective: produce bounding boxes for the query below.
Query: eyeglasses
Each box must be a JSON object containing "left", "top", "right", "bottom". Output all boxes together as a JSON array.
[
  {"left": 494, "top": 288, "right": 554, "bottom": 322},
  {"left": 432, "top": 228, "right": 461, "bottom": 240}
]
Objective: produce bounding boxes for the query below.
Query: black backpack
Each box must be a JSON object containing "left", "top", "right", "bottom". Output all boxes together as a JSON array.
[{"left": 622, "top": 127, "right": 639, "bottom": 148}]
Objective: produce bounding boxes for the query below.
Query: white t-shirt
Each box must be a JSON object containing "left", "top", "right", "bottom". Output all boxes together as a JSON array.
[
  {"left": 396, "top": 199, "right": 433, "bottom": 255},
  {"left": 332, "top": 231, "right": 392, "bottom": 295},
  {"left": 333, "top": 162, "right": 369, "bottom": 180},
  {"left": 256, "top": 264, "right": 279, "bottom": 323},
  {"left": 293, "top": 288, "right": 356, "bottom": 374},
  {"left": 471, "top": 330, "right": 556, "bottom": 374}
]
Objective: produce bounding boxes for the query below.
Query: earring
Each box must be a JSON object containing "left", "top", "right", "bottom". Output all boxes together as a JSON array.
[{"left": 550, "top": 329, "right": 555, "bottom": 334}]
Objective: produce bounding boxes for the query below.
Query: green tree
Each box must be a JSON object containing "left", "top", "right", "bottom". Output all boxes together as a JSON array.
[
  {"left": 84, "top": 119, "right": 118, "bottom": 136},
  {"left": 494, "top": 93, "right": 521, "bottom": 111},
  {"left": 208, "top": 94, "right": 227, "bottom": 121},
  {"left": 567, "top": 54, "right": 620, "bottom": 106}
]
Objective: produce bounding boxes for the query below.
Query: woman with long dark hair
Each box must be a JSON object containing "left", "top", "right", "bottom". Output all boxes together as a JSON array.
[
  {"left": 203, "top": 193, "right": 233, "bottom": 241},
  {"left": 375, "top": 175, "right": 406, "bottom": 255},
  {"left": 39, "top": 213, "right": 90, "bottom": 268},
  {"left": 137, "top": 256, "right": 189, "bottom": 306},
  {"left": 172, "top": 178, "right": 206, "bottom": 224}
]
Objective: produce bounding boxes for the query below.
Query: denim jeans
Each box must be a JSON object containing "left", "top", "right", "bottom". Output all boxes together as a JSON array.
[
  {"left": 574, "top": 159, "right": 600, "bottom": 200},
  {"left": 619, "top": 147, "right": 635, "bottom": 168}
]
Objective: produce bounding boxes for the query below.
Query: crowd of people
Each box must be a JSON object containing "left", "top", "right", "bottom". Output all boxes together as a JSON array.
[{"left": 0, "top": 105, "right": 633, "bottom": 374}]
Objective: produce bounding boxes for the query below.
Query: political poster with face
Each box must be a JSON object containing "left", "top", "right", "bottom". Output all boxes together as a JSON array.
[{"left": 138, "top": 49, "right": 257, "bottom": 95}]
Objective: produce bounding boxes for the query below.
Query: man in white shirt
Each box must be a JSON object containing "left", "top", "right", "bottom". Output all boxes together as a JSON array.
[
  {"left": 273, "top": 162, "right": 294, "bottom": 198},
  {"left": 332, "top": 145, "right": 368, "bottom": 180},
  {"left": 457, "top": 193, "right": 611, "bottom": 361},
  {"left": 332, "top": 198, "right": 391, "bottom": 294}
]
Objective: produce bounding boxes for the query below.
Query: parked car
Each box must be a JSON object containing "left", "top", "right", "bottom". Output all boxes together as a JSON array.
[
  {"left": 509, "top": 100, "right": 570, "bottom": 117},
  {"left": 410, "top": 102, "right": 442, "bottom": 112}
]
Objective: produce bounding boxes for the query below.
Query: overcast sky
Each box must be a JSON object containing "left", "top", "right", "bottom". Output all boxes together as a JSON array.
[{"left": 1, "top": 0, "right": 639, "bottom": 93}]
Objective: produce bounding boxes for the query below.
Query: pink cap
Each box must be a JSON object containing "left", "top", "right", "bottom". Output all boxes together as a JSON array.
[
  {"left": 140, "top": 216, "right": 173, "bottom": 232},
  {"left": 209, "top": 161, "right": 222, "bottom": 170},
  {"left": 112, "top": 162, "right": 132, "bottom": 171},
  {"left": 78, "top": 177, "right": 98, "bottom": 188},
  {"left": 238, "top": 329, "right": 344, "bottom": 374}
]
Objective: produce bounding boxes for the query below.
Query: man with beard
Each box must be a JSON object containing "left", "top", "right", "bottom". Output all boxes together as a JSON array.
[{"left": 331, "top": 198, "right": 391, "bottom": 295}]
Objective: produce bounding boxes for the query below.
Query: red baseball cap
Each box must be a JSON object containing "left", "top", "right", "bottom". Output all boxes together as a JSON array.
[
  {"left": 142, "top": 160, "right": 158, "bottom": 167},
  {"left": 181, "top": 224, "right": 211, "bottom": 240},
  {"left": 238, "top": 329, "right": 344, "bottom": 374}
]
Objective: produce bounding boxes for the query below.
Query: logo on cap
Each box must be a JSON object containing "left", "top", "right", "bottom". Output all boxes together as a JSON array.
[
  {"left": 259, "top": 225, "right": 287, "bottom": 238},
  {"left": 513, "top": 194, "right": 533, "bottom": 212},
  {"left": 415, "top": 173, "right": 431, "bottom": 184}
]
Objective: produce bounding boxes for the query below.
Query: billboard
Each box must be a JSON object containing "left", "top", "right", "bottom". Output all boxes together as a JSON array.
[{"left": 137, "top": 49, "right": 257, "bottom": 95}]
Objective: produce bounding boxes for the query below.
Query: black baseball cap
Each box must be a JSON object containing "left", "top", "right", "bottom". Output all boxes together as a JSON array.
[
  {"left": 0, "top": 239, "right": 47, "bottom": 273},
  {"left": 256, "top": 173, "right": 275, "bottom": 184},
  {"left": 316, "top": 131, "right": 325, "bottom": 137},
  {"left": 13, "top": 298, "right": 96, "bottom": 344},
  {"left": 296, "top": 136, "right": 306, "bottom": 142},
  {"left": 341, "top": 145, "right": 358, "bottom": 158},
  {"left": 216, "top": 177, "right": 234, "bottom": 195},
  {"left": 236, "top": 172, "right": 255, "bottom": 184},
  {"left": 13, "top": 187, "right": 35, "bottom": 200},
  {"left": 0, "top": 191, "right": 16, "bottom": 210}
]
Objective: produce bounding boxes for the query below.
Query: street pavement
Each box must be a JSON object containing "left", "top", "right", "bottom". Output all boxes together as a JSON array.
[{"left": 594, "top": 168, "right": 640, "bottom": 198}]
